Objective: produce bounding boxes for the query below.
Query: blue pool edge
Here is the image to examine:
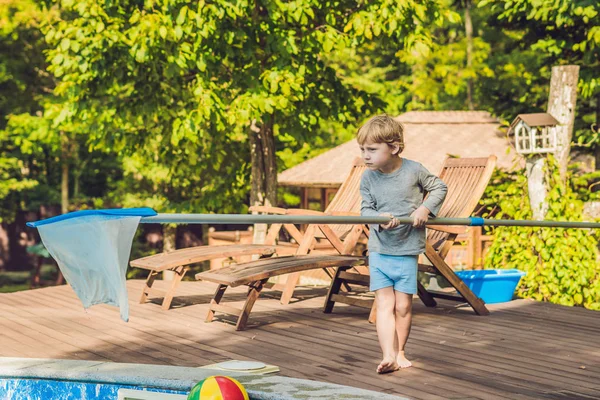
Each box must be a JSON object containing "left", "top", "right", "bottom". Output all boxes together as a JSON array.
[{"left": 0, "top": 357, "right": 406, "bottom": 400}]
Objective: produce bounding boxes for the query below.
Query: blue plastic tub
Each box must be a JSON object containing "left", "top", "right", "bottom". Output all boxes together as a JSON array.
[{"left": 455, "top": 269, "right": 526, "bottom": 304}]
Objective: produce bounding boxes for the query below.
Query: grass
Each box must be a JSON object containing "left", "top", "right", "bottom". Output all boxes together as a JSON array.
[
  {"left": 0, "top": 283, "right": 31, "bottom": 293},
  {"left": 0, "top": 264, "right": 61, "bottom": 293}
]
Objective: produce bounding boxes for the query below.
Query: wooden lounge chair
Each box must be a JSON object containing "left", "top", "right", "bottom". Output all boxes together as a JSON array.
[
  {"left": 198, "top": 254, "right": 365, "bottom": 330},
  {"left": 194, "top": 160, "right": 370, "bottom": 330},
  {"left": 131, "top": 244, "right": 279, "bottom": 310},
  {"left": 131, "top": 209, "right": 329, "bottom": 310},
  {"left": 323, "top": 156, "right": 497, "bottom": 319},
  {"left": 131, "top": 159, "right": 367, "bottom": 309},
  {"left": 275, "top": 158, "right": 368, "bottom": 305}
]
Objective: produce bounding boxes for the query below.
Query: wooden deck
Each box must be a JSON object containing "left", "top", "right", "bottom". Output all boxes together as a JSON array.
[{"left": 1, "top": 280, "right": 599, "bottom": 399}]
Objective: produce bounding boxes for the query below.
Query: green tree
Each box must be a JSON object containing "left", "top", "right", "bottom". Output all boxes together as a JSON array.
[
  {"left": 479, "top": 0, "right": 600, "bottom": 163},
  {"left": 42, "top": 0, "right": 449, "bottom": 216},
  {"left": 1, "top": 0, "right": 119, "bottom": 230},
  {"left": 0, "top": 0, "right": 56, "bottom": 222}
]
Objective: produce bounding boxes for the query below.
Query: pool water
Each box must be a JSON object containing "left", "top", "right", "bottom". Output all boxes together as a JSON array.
[{"left": 0, "top": 378, "right": 186, "bottom": 400}]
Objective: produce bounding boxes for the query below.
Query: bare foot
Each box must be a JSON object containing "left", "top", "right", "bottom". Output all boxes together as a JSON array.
[
  {"left": 396, "top": 351, "right": 412, "bottom": 368},
  {"left": 376, "top": 358, "right": 399, "bottom": 374}
]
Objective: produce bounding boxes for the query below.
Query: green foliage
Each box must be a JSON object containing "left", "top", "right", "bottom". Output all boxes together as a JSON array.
[
  {"left": 0, "top": 1, "right": 58, "bottom": 221},
  {"left": 0, "top": 0, "right": 56, "bottom": 125},
  {"left": 398, "top": 35, "right": 494, "bottom": 110},
  {"left": 479, "top": 0, "right": 600, "bottom": 150},
  {"left": 0, "top": 156, "right": 38, "bottom": 220},
  {"left": 482, "top": 156, "right": 600, "bottom": 310},
  {"left": 480, "top": 0, "right": 599, "bottom": 97},
  {"left": 40, "top": 0, "right": 447, "bottom": 213}
]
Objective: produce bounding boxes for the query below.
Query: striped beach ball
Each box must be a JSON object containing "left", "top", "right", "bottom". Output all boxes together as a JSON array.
[{"left": 187, "top": 376, "right": 249, "bottom": 400}]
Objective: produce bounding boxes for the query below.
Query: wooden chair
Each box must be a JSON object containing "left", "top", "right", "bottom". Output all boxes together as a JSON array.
[
  {"left": 275, "top": 158, "right": 368, "bottom": 305},
  {"left": 131, "top": 245, "right": 279, "bottom": 310},
  {"left": 131, "top": 159, "right": 367, "bottom": 309},
  {"left": 198, "top": 254, "right": 366, "bottom": 330},
  {"left": 323, "top": 156, "right": 497, "bottom": 319},
  {"left": 195, "top": 160, "right": 370, "bottom": 330}
]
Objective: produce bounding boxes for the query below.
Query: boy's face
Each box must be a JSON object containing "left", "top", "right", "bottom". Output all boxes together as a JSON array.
[{"left": 359, "top": 141, "right": 400, "bottom": 171}]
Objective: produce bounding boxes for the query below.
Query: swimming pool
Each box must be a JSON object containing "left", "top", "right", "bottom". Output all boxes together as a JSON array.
[
  {"left": 0, "top": 377, "right": 185, "bottom": 400},
  {"left": 0, "top": 357, "right": 403, "bottom": 400}
]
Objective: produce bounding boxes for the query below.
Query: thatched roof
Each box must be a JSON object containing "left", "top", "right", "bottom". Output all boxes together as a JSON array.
[{"left": 279, "top": 111, "right": 521, "bottom": 188}]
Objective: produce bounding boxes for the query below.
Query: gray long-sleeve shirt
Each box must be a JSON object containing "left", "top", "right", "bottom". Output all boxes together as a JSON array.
[{"left": 360, "top": 158, "right": 448, "bottom": 256}]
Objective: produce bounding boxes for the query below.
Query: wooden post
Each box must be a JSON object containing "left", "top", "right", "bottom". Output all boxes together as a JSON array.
[
  {"left": 466, "top": 227, "right": 474, "bottom": 269},
  {"left": 320, "top": 188, "right": 327, "bottom": 211},
  {"left": 465, "top": 226, "right": 483, "bottom": 269},
  {"left": 301, "top": 187, "right": 309, "bottom": 209},
  {"left": 473, "top": 226, "right": 482, "bottom": 269}
]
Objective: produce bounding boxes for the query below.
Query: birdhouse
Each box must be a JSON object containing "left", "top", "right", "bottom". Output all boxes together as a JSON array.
[{"left": 509, "top": 113, "right": 559, "bottom": 154}]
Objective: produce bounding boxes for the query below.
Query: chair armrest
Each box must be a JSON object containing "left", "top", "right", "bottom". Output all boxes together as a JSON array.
[
  {"left": 248, "top": 206, "right": 325, "bottom": 216},
  {"left": 248, "top": 205, "right": 288, "bottom": 214},
  {"left": 327, "top": 211, "right": 361, "bottom": 217},
  {"left": 286, "top": 208, "right": 325, "bottom": 215},
  {"left": 427, "top": 225, "right": 467, "bottom": 235}
]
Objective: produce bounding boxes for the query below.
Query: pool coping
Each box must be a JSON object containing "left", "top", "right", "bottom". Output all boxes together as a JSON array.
[{"left": 0, "top": 357, "right": 406, "bottom": 400}]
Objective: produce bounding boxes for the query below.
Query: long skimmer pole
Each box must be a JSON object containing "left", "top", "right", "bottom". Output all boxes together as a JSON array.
[{"left": 140, "top": 214, "right": 600, "bottom": 229}]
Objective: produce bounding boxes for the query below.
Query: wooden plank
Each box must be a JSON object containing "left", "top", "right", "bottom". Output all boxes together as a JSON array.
[
  {"left": 250, "top": 294, "right": 600, "bottom": 395},
  {"left": 130, "top": 244, "right": 278, "bottom": 271},
  {"left": 31, "top": 284, "right": 408, "bottom": 396},
  {"left": 0, "top": 300, "right": 180, "bottom": 365},
  {"left": 196, "top": 255, "right": 365, "bottom": 287},
  {"left": 236, "top": 299, "right": 532, "bottom": 399},
  {"left": 0, "top": 289, "right": 241, "bottom": 365},
  {"left": 240, "top": 285, "right": 600, "bottom": 372},
  {"left": 2, "top": 281, "right": 600, "bottom": 400}
]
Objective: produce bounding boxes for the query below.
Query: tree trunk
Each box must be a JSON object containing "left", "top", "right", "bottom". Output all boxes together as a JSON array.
[
  {"left": 548, "top": 65, "right": 579, "bottom": 180},
  {"left": 249, "top": 117, "right": 277, "bottom": 244},
  {"left": 527, "top": 65, "right": 579, "bottom": 218},
  {"left": 162, "top": 224, "right": 176, "bottom": 280},
  {"left": 464, "top": 0, "right": 474, "bottom": 110},
  {"left": 60, "top": 131, "right": 69, "bottom": 214},
  {"left": 249, "top": 117, "right": 277, "bottom": 207},
  {"left": 594, "top": 92, "right": 600, "bottom": 171},
  {"left": 526, "top": 155, "right": 548, "bottom": 220},
  {"left": 72, "top": 140, "right": 83, "bottom": 199}
]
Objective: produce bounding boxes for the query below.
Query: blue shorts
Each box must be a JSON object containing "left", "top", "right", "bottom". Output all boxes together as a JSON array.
[{"left": 369, "top": 252, "right": 418, "bottom": 294}]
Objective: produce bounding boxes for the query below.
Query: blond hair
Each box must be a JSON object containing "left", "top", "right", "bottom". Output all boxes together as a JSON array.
[{"left": 356, "top": 114, "right": 405, "bottom": 154}]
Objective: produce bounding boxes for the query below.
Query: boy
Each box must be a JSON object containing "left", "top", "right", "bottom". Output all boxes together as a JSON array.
[{"left": 358, "top": 115, "right": 447, "bottom": 374}]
